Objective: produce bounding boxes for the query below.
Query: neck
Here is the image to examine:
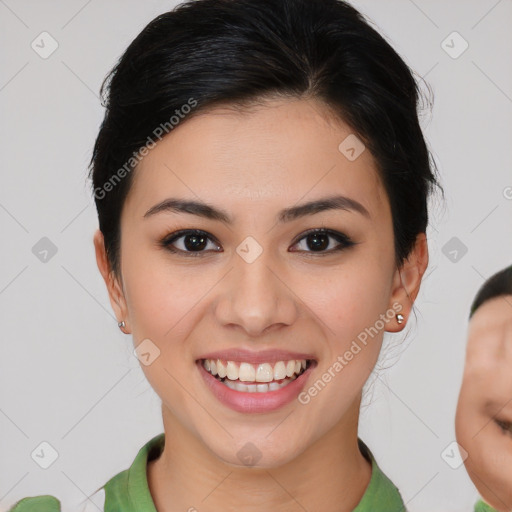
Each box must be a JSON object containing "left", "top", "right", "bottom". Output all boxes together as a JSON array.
[{"left": 148, "top": 398, "right": 372, "bottom": 512}]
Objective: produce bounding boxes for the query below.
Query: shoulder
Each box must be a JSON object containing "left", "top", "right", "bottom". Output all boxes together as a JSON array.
[
  {"left": 7, "top": 433, "right": 164, "bottom": 512},
  {"left": 7, "top": 495, "right": 61, "bottom": 512},
  {"left": 7, "top": 488, "right": 106, "bottom": 512}
]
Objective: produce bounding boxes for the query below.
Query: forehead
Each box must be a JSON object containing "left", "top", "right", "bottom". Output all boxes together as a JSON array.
[
  {"left": 467, "top": 295, "right": 512, "bottom": 348},
  {"left": 125, "top": 97, "right": 388, "bottom": 220}
]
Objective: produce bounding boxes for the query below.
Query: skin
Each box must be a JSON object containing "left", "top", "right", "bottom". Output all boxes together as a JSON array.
[
  {"left": 456, "top": 295, "right": 512, "bottom": 512},
  {"left": 94, "top": 97, "right": 428, "bottom": 512}
]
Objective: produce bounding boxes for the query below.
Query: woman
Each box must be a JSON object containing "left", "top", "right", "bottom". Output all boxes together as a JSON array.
[
  {"left": 456, "top": 265, "right": 512, "bottom": 512},
  {"left": 8, "top": 0, "right": 440, "bottom": 510}
]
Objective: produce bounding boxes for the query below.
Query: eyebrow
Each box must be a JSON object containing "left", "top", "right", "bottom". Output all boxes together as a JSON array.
[
  {"left": 143, "top": 194, "right": 371, "bottom": 223},
  {"left": 484, "top": 399, "right": 512, "bottom": 415}
]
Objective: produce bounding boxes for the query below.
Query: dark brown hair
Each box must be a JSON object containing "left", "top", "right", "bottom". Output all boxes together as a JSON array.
[{"left": 88, "top": 0, "right": 442, "bottom": 277}]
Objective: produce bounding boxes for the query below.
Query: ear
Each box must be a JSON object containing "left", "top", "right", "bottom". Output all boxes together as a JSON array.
[
  {"left": 93, "top": 229, "right": 130, "bottom": 333},
  {"left": 386, "top": 232, "right": 429, "bottom": 333}
]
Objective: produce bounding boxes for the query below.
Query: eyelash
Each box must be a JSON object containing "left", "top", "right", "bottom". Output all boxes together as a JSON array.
[
  {"left": 159, "top": 228, "right": 356, "bottom": 258},
  {"left": 495, "top": 419, "right": 512, "bottom": 437}
]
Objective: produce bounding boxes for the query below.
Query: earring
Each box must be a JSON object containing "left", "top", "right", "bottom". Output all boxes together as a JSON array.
[
  {"left": 396, "top": 313, "right": 404, "bottom": 325},
  {"left": 118, "top": 320, "right": 126, "bottom": 330}
]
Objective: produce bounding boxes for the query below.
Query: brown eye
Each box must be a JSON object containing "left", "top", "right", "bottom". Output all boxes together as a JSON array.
[
  {"left": 161, "top": 229, "right": 221, "bottom": 257},
  {"left": 290, "top": 228, "right": 355, "bottom": 254}
]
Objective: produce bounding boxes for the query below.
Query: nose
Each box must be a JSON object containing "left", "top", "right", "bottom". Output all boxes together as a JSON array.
[{"left": 214, "top": 248, "right": 299, "bottom": 337}]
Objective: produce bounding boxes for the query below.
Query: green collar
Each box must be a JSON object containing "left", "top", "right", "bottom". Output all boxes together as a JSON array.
[
  {"left": 103, "top": 433, "right": 405, "bottom": 511},
  {"left": 353, "top": 438, "right": 405, "bottom": 511}
]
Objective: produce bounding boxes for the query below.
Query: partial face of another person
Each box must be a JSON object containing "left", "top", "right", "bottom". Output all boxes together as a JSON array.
[
  {"left": 95, "top": 97, "right": 426, "bottom": 468},
  {"left": 456, "top": 295, "right": 512, "bottom": 511}
]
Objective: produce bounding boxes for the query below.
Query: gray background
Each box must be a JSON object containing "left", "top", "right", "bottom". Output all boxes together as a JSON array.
[{"left": 1, "top": 0, "right": 511, "bottom": 510}]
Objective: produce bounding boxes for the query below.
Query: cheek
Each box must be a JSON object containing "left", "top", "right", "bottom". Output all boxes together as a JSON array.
[
  {"left": 466, "top": 427, "right": 512, "bottom": 501},
  {"left": 457, "top": 389, "right": 512, "bottom": 486},
  {"left": 121, "top": 244, "right": 210, "bottom": 343},
  {"left": 456, "top": 378, "right": 486, "bottom": 442},
  {"left": 296, "top": 257, "right": 395, "bottom": 393},
  {"left": 455, "top": 393, "right": 469, "bottom": 445},
  {"left": 309, "top": 256, "right": 394, "bottom": 339}
]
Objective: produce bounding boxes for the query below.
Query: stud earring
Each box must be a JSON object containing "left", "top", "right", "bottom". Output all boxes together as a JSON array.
[
  {"left": 118, "top": 320, "right": 126, "bottom": 330},
  {"left": 396, "top": 313, "right": 404, "bottom": 325}
]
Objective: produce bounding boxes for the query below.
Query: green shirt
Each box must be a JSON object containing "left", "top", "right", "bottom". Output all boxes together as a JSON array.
[
  {"left": 474, "top": 498, "right": 499, "bottom": 512},
  {"left": 8, "top": 434, "right": 405, "bottom": 511}
]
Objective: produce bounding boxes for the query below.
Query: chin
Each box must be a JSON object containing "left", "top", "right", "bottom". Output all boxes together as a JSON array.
[{"left": 207, "top": 437, "right": 304, "bottom": 470}]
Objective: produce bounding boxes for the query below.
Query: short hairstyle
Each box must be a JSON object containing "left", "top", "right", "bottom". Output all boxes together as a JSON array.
[
  {"left": 88, "top": 0, "right": 442, "bottom": 278},
  {"left": 469, "top": 265, "right": 512, "bottom": 318}
]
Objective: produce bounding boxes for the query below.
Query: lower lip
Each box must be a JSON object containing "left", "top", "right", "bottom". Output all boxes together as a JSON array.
[{"left": 197, "top": 361, "right": 314, "bottom": 413}]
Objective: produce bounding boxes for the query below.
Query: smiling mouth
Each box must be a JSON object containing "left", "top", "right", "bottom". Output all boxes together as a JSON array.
[{"left": 200, "top": 358, "right": 315, "bottom": 393}]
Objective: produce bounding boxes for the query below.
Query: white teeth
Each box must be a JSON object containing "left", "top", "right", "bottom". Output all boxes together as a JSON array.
[
  {"left": 222, "top": 377, "right": 295, "bottom": 393},
  {"left": 273, "top": 361, "right": 286, "bottom": 380},
  {"left": 217, "top": 360, "right": 227, "bottom": 378},
  {"left": 235, "top": 381, "right": 248, "bottom": 392},
  {"left": 226, "top": 361, "right": 238, "bottom": 380},
  {"left": 256, "top": 363, "right": 273, "bottom": 382},
  {"left": 202, "top": 358, "right": 309, "bottom": 383},
  {"left": 221, "top": 377, "right": 296, "bottom": 393},
  {"left": 239, "top": 362, "right": 256, "bottom": 382}
]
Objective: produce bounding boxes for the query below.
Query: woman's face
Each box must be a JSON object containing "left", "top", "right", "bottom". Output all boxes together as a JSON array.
[
  {"left": 456, "top": 295, "right": 512, "bottom": 511},
  {"left": 95, "top": 97, "right": 426, "bottom": 467}
]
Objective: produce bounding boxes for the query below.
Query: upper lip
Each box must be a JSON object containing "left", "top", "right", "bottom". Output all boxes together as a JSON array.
[{"left": 197, "top": 348, "right": 317, "bottom": 365}]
